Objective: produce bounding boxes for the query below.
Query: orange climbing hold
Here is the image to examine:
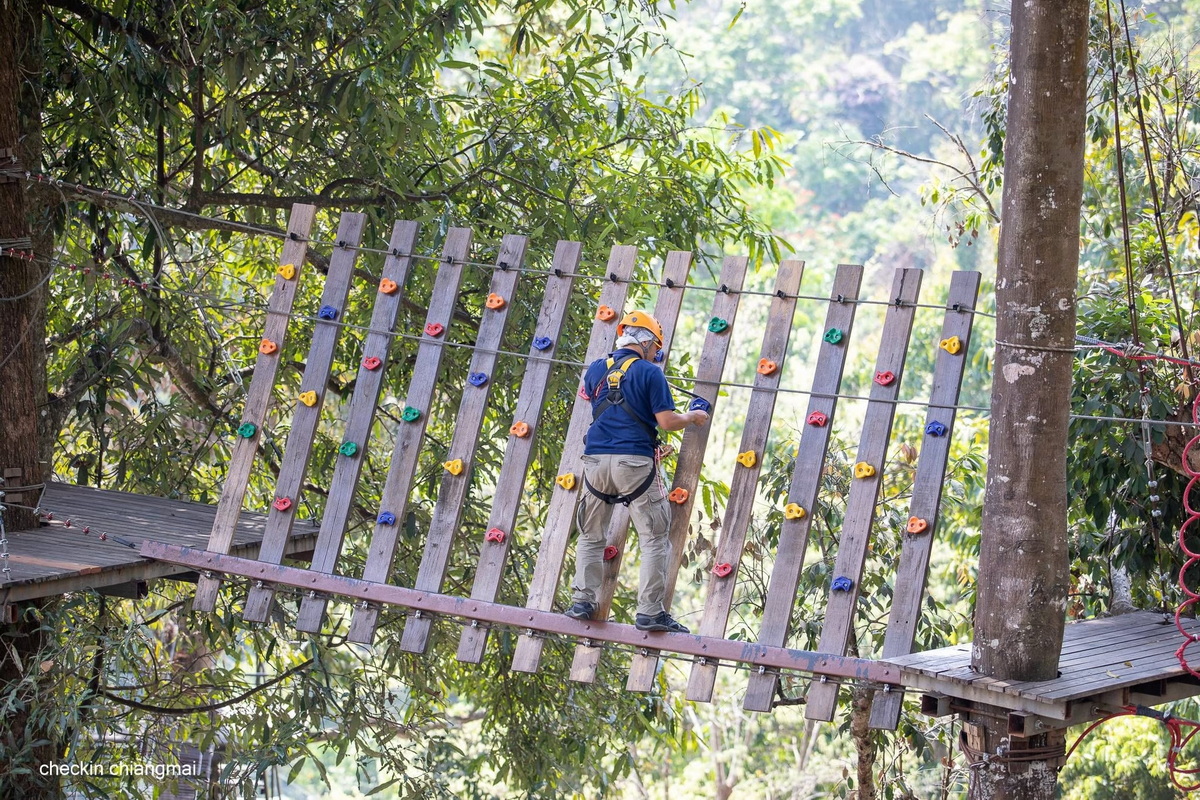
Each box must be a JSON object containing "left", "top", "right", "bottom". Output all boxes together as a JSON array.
[
  {"left": 510, "top": 421, "right": 531, "bottom": 438},
  {"left": 906, "top": 516, "right": 929, "bottom": 534},
  {"left": 596, "top": 305, "right": 617, "bottom": 322},
  {"left": 486, "top": 293, "right": 506, "bottom": 310},
  {"left": 259, "top": 339, "right": 278, "bottom": 355},
  {"left": 379, "top": 277, "right": 399, "bottom": 295},
  {"left": 757, "top": 358, "right": 778, "bottom": 376},
  {"left": 669, "top": 487, "right": 689, "bottom": 504}
]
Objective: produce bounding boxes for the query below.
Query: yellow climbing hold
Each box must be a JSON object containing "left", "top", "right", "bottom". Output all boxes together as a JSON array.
[
  {"left": 444, "top": 458, "right": 465, "bottom": 476},
  {"left": 854, "top": 462, "right": 876, "bottom": 479},
  {"left": 784, "top": 503, "right": 807, "bottom": 520},
  {"left": 940, "top": 335, "right": 962, "bottom": 355},
  {"left": 737, "top": 450, "right": 757, "bottom": 468},
  {"left": 277, "top": 263, "right": 296, "bottom": 280},
  {"left": 298, "top": 390, "right": 318, "bottom": 407},
  {"left": 556, "top": 472, "right": 576, "bottom": 490}
]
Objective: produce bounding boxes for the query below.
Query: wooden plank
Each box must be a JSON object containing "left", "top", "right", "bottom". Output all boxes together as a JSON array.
[
  {"left": 295, "top": 221, "right": 421, "bottom": 633},
  {"left": 345, "top": 228, "right": 473, "bottom": 643},
  {"left": 870, "top": 270, "right": 981, "bottom": 729},
  {"left": 685, "top": 260, "right": 805, "bottom": 703},
  {"left": 242, "top": 212, "right": 367, "bottom": 622},
  {"left": 805, "top": 268, "right": 924, "bottom": 721},
  {"left": 626, "top": 255, "right": 750, "bottom": 692},
  {"left": 569, "top": 250, "right": 693, "bottom": 683},
  {"left": 193, "top": 204, "right": 316, "bottom": 612},
  {"left": 456, "top": 242, "right": 580, "bottom": 663},
  {"left": 509, "top": 246, "right": 638, "bottom": 674},
  {"left": 743, "top": 264, "right": 864, "bottom": 712},
  {"left": 142, "top": 539, "right": 904, "bottom": 685},
  {"left": 399, "top": 235, "right": 529, "bottom": 653}
]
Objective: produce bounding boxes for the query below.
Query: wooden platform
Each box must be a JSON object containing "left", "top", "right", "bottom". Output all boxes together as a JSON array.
[
  {"left": 892, "top": 611, "right": 1200, "bottom": 728},
  {"left": 0, "top": 482, "right": 317, "bottom": 604}
]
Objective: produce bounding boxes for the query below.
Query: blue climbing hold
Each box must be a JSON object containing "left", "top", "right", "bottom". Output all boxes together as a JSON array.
[
  {"left": 317, "top": 305, "right": 338, "bottom": 320},
  {"left": 468, "top": 371, "right": 489, "bottom": 387},
  {"left": 831, "top": 576, "right": 854, "bottom": 592},
  {"left": 925, "top": 420, "right": 948, "bottom": 437},
  {"left": 689, "top": 397, "right": 712, "bottom": 413},
  {"left": 533, "top": 336, "right": 553, "bottom": 351},
  {"left": 377, "top": 511, "right": 396, "bottom": 525}
]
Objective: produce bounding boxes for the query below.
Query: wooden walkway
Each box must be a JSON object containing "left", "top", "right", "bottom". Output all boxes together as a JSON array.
[
  {"left": 890, "top": 611, "right": 1200, "bottom": 727},
  {"left": 0, "top": 482, "right": 317, "bottom": 604}
]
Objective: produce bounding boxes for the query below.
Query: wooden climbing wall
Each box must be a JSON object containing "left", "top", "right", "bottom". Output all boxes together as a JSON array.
[{"left": 155, "top": 204, "right": 984, "bottom": 728}]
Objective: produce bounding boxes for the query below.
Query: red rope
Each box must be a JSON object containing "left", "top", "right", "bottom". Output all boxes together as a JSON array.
[{"left": 1065, "top": 705, "right": 1200, "bottom": 792}]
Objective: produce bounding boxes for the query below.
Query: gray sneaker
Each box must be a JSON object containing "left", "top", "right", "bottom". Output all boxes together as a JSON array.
[
  {"left": 635, "top": 612, "right": 689, "bottom": 633},
  {"left": 565, "top": 602, "right": 597, "bottom": 620}
]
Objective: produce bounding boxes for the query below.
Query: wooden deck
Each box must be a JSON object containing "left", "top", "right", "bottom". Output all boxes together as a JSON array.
[
  {"left": 891, "top": 611, "right": 1200, "bottom": 726},
  {"left": 0, "top": 482, "right": 317, "bottom": 604}
]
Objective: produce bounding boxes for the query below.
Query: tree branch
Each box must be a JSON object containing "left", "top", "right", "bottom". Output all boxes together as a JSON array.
[
  {"left": 100, "top": 658, "right": 313, "bottom": 715},
  {"left": 45, "top": 0, "right": 182, "bottom": 66}
]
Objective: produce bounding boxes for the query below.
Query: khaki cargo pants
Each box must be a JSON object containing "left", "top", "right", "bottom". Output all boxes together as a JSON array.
[{"left": 571, "top": 453, "right": 671, "bottom": 617}]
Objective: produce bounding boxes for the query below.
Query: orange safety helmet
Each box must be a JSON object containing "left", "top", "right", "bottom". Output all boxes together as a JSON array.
[{"left": 617, "top": 310, "right": 664, "bottom": 347}]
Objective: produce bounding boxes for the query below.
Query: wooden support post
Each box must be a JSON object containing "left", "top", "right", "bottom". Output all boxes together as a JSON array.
[
  {"left": 399, "top": 235, "right": 529, "bottom": 653},
  {"left": 241, "top": 212, "right": 366, "bottom": 622},
  {"left": 742, "top": 264, "right": 864, "bottom": 711},
  {"left": 626, "top": 255, "right": 749, "bottom": 692},
  {"left": 685, "top": 260, "right": 805, "bottom": 703},
  {"left": 193, "top": 204, "right": 316, "bottom": 612},
  {"left": 345, "top": 228, "right": 473, "bottom": 643},
  {"left": 869, "top": 270, "right": 981, "bottom": 730},
  {"left": 804, "top": 268, "right": 923, "bottom": 721},
  {"left": 456, "top": 241, "right": 580, "bottom": 663},
  {"left": 510, "top": 246, "right": 637, "bottom": 674},
  {"left": 569, "top": 250, "right": 692, "bottom": 683},
  {"left": 294, "top": 221, "right": 420, "bottom": 633}
]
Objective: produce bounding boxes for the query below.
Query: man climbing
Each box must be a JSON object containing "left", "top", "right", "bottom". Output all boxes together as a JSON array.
[{"left": 565, "top": 310, "right": 709, "bottom": 633}]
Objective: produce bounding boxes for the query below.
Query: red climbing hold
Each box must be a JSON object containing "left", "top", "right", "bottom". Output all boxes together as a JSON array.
[
  {"left": 603, "top": 545, "right": 619, "bottom": 561},
  {"left": 713, "top": 562, "right": 733, "bottom": 578}
]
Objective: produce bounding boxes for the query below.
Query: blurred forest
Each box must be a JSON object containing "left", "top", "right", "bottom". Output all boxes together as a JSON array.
[{"left": 6, "top": 0, "right": 1200, "bottom": 797}]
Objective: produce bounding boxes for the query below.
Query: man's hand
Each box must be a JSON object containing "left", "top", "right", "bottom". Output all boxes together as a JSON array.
[{"left": 689, "top": 409, "right": 709, "bottom": 426}]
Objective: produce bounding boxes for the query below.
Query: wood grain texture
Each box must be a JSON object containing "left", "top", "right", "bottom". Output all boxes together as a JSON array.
[
  {"left": 456, "top": 241, "right": 581, "bottom": 663},
  {"left": 242, "top": 212, "right": 366, "bottom": 622},
  {"left": 625, "top": 256, "right": 750, "bottom": 692},
  {"left": 869, "top": 270, "right": 981, "bottom": 729},
  {"left": 193, "top": 204, "right": 316, "bottom": 612},
  {"left": 742, "top": 264, "right": 864, "bottom": 711},
  {"left": 685, "top": 260, "right": 805, "bottom": 703},
  {"left": 509, "top": 245, "right": 637, "bottom": 674},
  {"left": 295, "top": 221, "right": 421, "bottom": 633},
  {"left": 570, "top": 250, "right": 693, "bottom": 683},
  {"left": 346, "top": 227, "right": 473, "bottom": 643},
  {"left": 399, "top": 234, "right": 529, "bottom": 653},
  {"left": 804, "top": 268, "right": 923, "bottom": 721}
]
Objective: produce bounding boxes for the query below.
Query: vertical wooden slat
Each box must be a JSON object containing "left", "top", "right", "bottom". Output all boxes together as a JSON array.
[
  {"left": 398, "top": 235, "right": 529, "bottom": 653},
  {"left": 345, "top": 228, "right": 473, "bottom": 643},
  {"left": 193, "top": 204, "right": 316, "bottom": 612},
  {"left": 869, "top": 270, "right": 981, "bottom": 730},
  {"left": 625, "top": 255, "right": 750, "bottom": 692},
  {"left": 569, "top": 251, "right": 693, "bottom": 683},
  {"left": 242, "top": 212, "right": 367, "bottom": 622},
  {"left": 685, "top": 260, "right": 805, "bottom": 703},
  {"left": 456, "top": 242, "right": 580, "bottom": 663},
  {"left": 804, "top": 267, "right": 924, "bottom": 721},
  {"left": 742, "top": 264, "right": 864, "bottom": 712},
  {"left": 294, "top": 221, "right": 421, "bottom": 633},
  {"left": 509, "top": 245, "right": 638, "bottom": 674}
]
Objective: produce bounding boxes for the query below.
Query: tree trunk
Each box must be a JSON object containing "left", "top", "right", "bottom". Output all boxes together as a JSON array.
[
  {"left": 970, "top": 1, "right": 1089, "bottom": 797},
  {"left": 0, "top": 0, "right": 48, "bottom": 532},
  {"left": 849, "top": 687, "right": 877, "bottom": 800}
]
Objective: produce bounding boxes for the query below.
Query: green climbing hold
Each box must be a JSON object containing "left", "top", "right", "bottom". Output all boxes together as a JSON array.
[
  {"left": 823, "top": 328, "right": 844, "bottom": 345},
  {"left": 237, "top": 422, "right": 257, "bottom": 439},
  {"left": 708, "top": 317, "right": 729, "bottom": 333},
  {"left": 339, "top": 441, "right": 359, "bottom": 457},
  {"left": 401, "top": 406, "right": 422, "bottom": 422}
]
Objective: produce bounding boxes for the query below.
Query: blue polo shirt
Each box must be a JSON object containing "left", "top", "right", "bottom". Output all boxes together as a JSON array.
[{"left": 582, "top": 349, "right": 676, "bottom": 457}]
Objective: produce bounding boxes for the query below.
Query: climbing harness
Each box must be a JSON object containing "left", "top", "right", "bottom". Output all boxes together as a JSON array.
[{"left": 584, "top": 354, "right": 659, "bottom": 506}]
